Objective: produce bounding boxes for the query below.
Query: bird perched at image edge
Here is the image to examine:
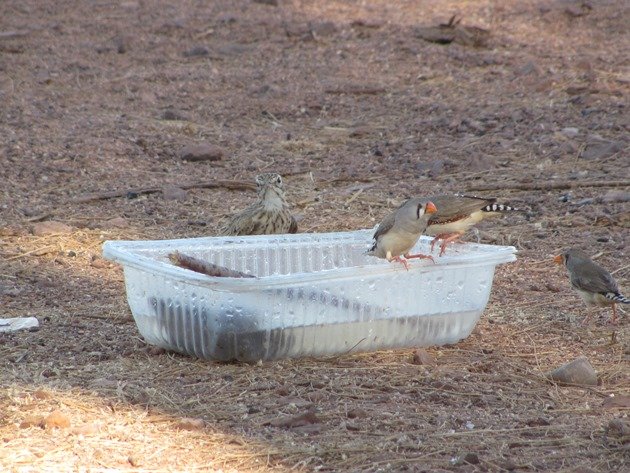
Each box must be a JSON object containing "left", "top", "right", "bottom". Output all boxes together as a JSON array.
[
  {"left": 425, "top": 194, "right": 518, "bottom": 256},
  {"left": 554, "top": 249, "right": 628, "bottom": 324},
  {"left": 218, "top": 173, "right": 298, "bottom": 236},
  {"left": 367, "top": 198, "right": 438, "bottom": 269}
]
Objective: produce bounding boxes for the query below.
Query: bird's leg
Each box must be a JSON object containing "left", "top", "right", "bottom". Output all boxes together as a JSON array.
[
  {"left": 391, "top": 255, "right": 410, "bottom": 270},
  {"left": 609, "top": 304, "right": 618, "bottom": 325},
  {"left": 405, "top": 252, "right": 435, "bottom": 264},
  {"left": 430, "top": 235, "right": 445, "bottom": 253},
  {"left": 429, "top": 233, "right": 459, "bottom": 253},
  {"left": 439, "top": 233, "right": 464, "bottom": 256}
]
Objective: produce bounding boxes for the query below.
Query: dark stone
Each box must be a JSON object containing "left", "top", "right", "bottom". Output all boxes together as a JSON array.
[
  {"left": 580, "top": 140, "right": 622, "bottom": 160},
  {"left": 179, "top": 143, "right": 225, "bottom": 162},
  {"left": 182, "top": 46, "right": 209, "bottom": 57}
]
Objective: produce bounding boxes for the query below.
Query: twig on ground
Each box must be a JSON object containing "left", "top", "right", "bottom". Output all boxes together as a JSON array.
[
  {"left": 467, "top": 180, "right": 630, "bottom": 192},
  {"left": 74, "top": 180, "right": 257, "bottom": 203}
]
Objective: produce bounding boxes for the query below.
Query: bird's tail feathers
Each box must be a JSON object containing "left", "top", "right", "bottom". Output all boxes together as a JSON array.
[
  {"left": 481, "top": 203, "right": 518, "bottom": 212},
  {"left": 605, "top": 292, "right": 630, "bottom": 304}
]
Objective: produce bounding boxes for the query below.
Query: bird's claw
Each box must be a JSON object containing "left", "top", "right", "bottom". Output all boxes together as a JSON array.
[
  {"left": 405, "top": 253, "right": 435, "bottom": 264},
  {"left": 391, "top": 256, "right": 410, "bottom": 271}
]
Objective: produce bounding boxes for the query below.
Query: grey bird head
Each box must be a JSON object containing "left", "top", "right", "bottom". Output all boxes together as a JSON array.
[
  {"left": 554, "top": 248, "right": 590, "bottom": 268},
  {"left": 395, "top": 198, "right": 438, "bottom": 232}
]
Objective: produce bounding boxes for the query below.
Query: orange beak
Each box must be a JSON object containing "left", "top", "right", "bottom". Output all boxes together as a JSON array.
[
  {"left": 553, "top": 255, "right": 563, "bottom": 265},
  {"left": 426, "top": 201, "right": 437, "bottom": 214}
]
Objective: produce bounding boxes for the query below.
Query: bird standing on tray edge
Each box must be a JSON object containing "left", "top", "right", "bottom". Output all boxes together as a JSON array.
[
  {"left": 218, "top": 173, "right": 298, "bottom": 236},
  {"left": 554, "top": 249, "right": 628, "bottom": 325},
  {"left": 367, "top": 198, "right": 438, "bottom": 270},
  {"left": 425, "top": 194, "right": 518, "bottom": 256}
]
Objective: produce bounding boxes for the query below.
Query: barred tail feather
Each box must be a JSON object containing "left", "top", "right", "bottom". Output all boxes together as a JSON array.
[
  {"left": 482, "top": 203, "right": 518, "bottom": 212},
  {"left": 606, "top": 292, "right": 630, "bottom": 304}
]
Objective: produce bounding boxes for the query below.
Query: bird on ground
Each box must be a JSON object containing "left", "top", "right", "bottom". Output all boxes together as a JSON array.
[
  {"left": 367, "top": 198, "right": 438, "bottom": 269},
  {"left": 554, "top": 249, "right": 628, "bottom": 325},
  {"left": 218, "top": 173, "right": 298, "bottom": 236},
  {"left": 425, "top": 194, "right": 518, "bottom": 256}
]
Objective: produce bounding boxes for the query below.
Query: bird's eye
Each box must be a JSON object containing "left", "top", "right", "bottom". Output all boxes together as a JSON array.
[{"left": 276, "top": 176, "right": 282, "bottom": 184}]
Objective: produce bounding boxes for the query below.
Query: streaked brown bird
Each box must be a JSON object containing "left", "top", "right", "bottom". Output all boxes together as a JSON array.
[
  {"left": 554, "top": 249, "right": 628, "bottom": 324},
  {"left": 218, "top": 173, "right": 298, "bottom": 236},
  {"left": 425, "top": 194, "right": 518, "bottom": 256},
  {"left": 367, "top": 198, "right": 438, "bottom": 269}
]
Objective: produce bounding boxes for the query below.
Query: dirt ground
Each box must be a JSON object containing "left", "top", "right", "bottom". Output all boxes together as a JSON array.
[{"left": 1, "top": 0, "right": 628, "bottom": 471}]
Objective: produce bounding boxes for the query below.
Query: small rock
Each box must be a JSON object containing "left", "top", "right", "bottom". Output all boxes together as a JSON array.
[
  {"left": 462, "top": 452, "right": 480, "bottom": 465},
  {"left": 20, "top": 415, "right": 44, "bottom": 429},
  {"left": 105, "top": 217, "right": 129, "bottom": 228},
  {"left": 561, "top": 127, "right": 580, "bottom": 138},
  {"left": 90, "top": 257, "right": 109, "bottom": 269},
  {"left": 343, "top": 421, "right": 361, "bottom": 431},
  {"left": 525, "top": 417, "right": 551, "bottom": 427},
  {"left": 606, "top": 419, "right": 630, "bottom": 439},
  {"left": 31, "top": 221, "right": 73, "bottom": 236},
  {"left": 546, "top": 356, "right": 597, "bottom": 386},
  {"left": 43, "top": 410, "right": 71, "bottom": 429},
  {"left": 516, "top": 61, "right": 541, "bottom": 76},
  {"left": 161, "top": 186, "right": 188, "bottom": 201},
  {"left": 267, "top": 411, "right": 320, "bottom": 428},
  {"left": 580, "top": 140, "right": 622, "bottom": 160},
  {"left": 349, "top": 126, "right": 373, "bottom": 138},
  {"left": 161, "top": 109, "right": 189, "bottom": 121},
  {"left": 147, "top": 346, "right": 166, "bottom": 356},
  {"left": 411, "top": 349, "right": 435, "bottom": 366},
  {"left": 128, "top": 455, "right": 141, "bottom": 467},
  {"left": 347, "top": 408, "right": 368, "bottom": 419},
  {"left": 306, "top": 390, "right": 327, "bottom": 402},
  {"left": 179, "top": 143, "right": 225, "bottom": 162},
  {"left": 174, "top": 417, "right": 206, "bottom": 431},
  {"left": 464, "top": 154, "right": 495, "bottom": 172},
  {"left": 249, "top": 84, "right": 274, "bottom": 96},
  {"left": 182, "top": 46, "right": 209, "bottom": 57},
  {"left": 21, "top": 208, "right": 40, "bottom": 220},
  {"left": 310, "top": 21, "right": 337, "bottom": 38}
]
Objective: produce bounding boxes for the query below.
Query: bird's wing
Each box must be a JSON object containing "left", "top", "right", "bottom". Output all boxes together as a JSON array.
[
  {"left": 429, "top": 195, "right": 496, "bottom": 224},
  {"left": 218, "top": 208, "right": 259, "bottom": 236},
  {"left": 570, "top": 260, "right": 619, "bottom": 295},
  {"left": 371, "top": 210, "right": 396, "bottom": 243}
]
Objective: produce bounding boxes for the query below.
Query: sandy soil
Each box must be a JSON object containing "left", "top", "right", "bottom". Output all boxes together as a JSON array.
[{"left": 1, "top": 0, "right": 628, "bottom": 471}]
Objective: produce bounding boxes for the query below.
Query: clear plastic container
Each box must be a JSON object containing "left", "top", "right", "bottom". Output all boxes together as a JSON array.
[{"left": 102, "top": 230, "right": 516, "bottom": 361}]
